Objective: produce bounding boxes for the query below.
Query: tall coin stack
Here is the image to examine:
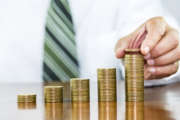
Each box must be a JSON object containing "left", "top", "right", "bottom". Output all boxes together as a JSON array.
[
  {"left": 44, "top": 86, "right": 64, "bottom": 103},
  {"left": 70, "top": 78, "right": 90, "bottom": 102},
  {"left": 124, "top": 49, "right": 144, "bottom": 102},
  {"left": 97, "top": 68, "right": 116, "bottom": 102}
]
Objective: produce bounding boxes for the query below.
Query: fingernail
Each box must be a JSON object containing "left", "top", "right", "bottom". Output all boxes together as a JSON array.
[
  {"left": 148, "top": 67, "right": 156, "bottom": 73},
  {"left": 143, "top": 46, "right": 150, "bottom": 54},
  {"left": 147, "top": 59, "right": 155, "bottom": 65},
  {"left": 144, "top": 53, "right": 151, "bottom": 59}
]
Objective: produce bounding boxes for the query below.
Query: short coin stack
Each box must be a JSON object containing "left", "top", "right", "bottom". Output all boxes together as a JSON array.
[
  {"left": 17, "top": 94, "right": 36, "bottom": 103},
  {"left": 70, "top": 78, "right": 90, "bottom": 102},
  {"left": 44, "top": 86, "right": 64, "bottom": 103},
  {"left": 97, "top": 68, "right": 116, "bottom": 102},
  {"left": 124, "top": 49, "right": 144, "bottom": 102}
]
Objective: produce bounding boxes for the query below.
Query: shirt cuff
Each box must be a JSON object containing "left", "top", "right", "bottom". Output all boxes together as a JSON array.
[{"left": 144, "top": 61, "right": 180, "bottom": 87}]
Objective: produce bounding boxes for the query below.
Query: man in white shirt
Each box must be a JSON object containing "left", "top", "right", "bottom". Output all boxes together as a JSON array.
[{"left": 0, "top": 0, "right": 180, "bottom": 86}]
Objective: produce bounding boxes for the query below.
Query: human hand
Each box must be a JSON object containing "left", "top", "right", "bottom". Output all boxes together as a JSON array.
[{"left": 115, "top": 17, "right": 180, "bottom": 80}]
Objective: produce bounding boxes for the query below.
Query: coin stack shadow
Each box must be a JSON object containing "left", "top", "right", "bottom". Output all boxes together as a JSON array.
[
  {"left": 44, "top": 86, "right": 64, "bottom": 103},
  {"left": 45, "top": 103, "right": 63, "bottom": 120},
  {"left": 70, "top": 78, "right": 90, "bottom": 102},
  {"left": 97, "top": 68, "right": 117, "bottom": 102},
  {"left": 98, "top": 102, "right": 117, "bottom": 120},
  {"left": 72, "top": 102, "right": 90, "bottom": 120},
  {"left": 126, "top": 102, "right": 144, "bottom": 120},
  {"left": 124, "top": 49, "right": 144, "bottom": 102},
  {"left": 17, "top": 103, "right": 36, "bottom": 109},
  {"left": 17, "top": 94, "right": 36, "bottom": 103}
]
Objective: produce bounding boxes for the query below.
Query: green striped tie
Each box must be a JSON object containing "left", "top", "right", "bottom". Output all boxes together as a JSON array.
[{"left": 43, "top": 0, "right": 79, "bottom": 82}]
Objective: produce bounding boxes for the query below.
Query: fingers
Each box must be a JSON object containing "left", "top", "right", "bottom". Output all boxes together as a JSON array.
[
  {"left": 134, "top": 30, "right": 147, "bottom": 48},
  {"left": 147, "top": 47, "right": 180, "bottom": 66},
  {"left": 115, "top": 25, "right": 146, "bottom": 58},
  {"left": 145, "top": 62, "right": 179, "bottom": 79},
  {"left": 144, "top": 64, "right": 152, "bottom": 80},
  {"left": 115, "top": 35, "right": 132, "bottom": 58},
  {"left": 115, "top": 16, "right": 180, "bottom": 80},
  {"left": 141, "top": 17, "right": 167, "bottom": 55},
  {"left": 150, "top": 29, "right": 179, "bottom": 58}
]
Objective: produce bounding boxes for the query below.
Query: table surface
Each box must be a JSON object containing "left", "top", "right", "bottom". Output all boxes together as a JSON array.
[{"left": 0, "top": 81, "right": 180, "bottom": 120}]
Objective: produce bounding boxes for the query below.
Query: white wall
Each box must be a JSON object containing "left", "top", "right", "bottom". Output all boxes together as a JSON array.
[
  {"left": 161, "top": 0, "right": 180, "bottom": 21},
  {"left": 0, "top": 0, "right": 50, "bottom": 83}
]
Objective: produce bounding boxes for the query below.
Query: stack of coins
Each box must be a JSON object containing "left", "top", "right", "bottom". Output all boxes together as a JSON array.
[
  {"left": 17, "top": 94, "right": 36, "bottom": 103},
  {"left": 97, "top": 68, "right": 116, "bottom": 102},
  {"left": 126, "top": 102, "right": 144, "bottom": 120},
  {"left": 70, "top": 78, "right": 90, "bottom": 102},
  {"left": 44, "top": 86, "right": 64, "bottom": 103},
  {"left": 124, "top": 49, "right": 144, "bottom": 102}
]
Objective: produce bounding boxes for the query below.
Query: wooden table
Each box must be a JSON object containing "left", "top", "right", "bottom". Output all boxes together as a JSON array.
[{"left": 0, "top": 81, "right": 180, "bottom": 120}]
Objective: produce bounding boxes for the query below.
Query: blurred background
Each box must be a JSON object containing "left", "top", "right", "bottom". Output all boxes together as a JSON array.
[{"left": 0, "top": 0, "right": 179, "bottom": 83}]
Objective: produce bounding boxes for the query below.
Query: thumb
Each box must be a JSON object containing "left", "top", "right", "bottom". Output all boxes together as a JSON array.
[
  {"left": 115, "top": 25, "right": 146, "bottom": 58},
  {"left": 115, "top": 35, "right": 132, "bottom": 58},
  {"left": 140, "top": 17, "right": 167, "bottom": 55}
]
